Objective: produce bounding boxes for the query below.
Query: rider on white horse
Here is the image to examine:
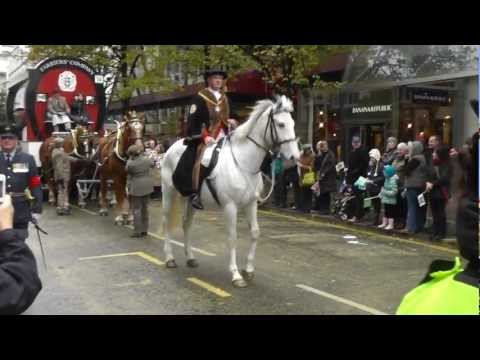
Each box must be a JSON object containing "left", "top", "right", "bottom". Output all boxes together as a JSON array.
[
  {"left": 185, "top": 69, "right": 238, "bottom": 210},
  {"left": 161, "top": 95, "right": 300, "bottom": 287}
]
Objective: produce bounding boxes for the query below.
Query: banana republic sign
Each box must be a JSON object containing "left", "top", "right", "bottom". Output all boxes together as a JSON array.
[
  {"left": 347, "top": 89, "right": 393, "bottom": 119},
  {"left": 352, "top": 104, "right": 392, "bottom": 114}
]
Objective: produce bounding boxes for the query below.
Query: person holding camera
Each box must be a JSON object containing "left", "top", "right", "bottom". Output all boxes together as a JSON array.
[
  {"left": 0, "top": 124, "right": 43, "bottom": 239},
  {"left": 0, "top": 194, "right": 42, "bottom": 315}
]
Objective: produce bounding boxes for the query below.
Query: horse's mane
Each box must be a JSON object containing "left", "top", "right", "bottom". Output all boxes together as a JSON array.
[
  {"left": 233, "top": 99, "right": 274, "bottom": 140},
  {"left": 233, "top": 96, "right": 294, "bottom": 141}
]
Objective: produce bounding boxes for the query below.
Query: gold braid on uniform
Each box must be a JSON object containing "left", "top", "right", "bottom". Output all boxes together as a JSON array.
[{"left": 198, "top": 89, "right": 230, "bottom": 134}]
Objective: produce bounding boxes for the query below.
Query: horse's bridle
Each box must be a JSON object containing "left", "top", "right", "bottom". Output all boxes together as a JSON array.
[
  {"left": 246, "top": 108, "right": 298, "bottom": 155},
  {"left": 229, "top": 106, "right": 298, "bottom": 175},
  {"left": 127, "top": 119, "right": 144, "bottom": 142}
]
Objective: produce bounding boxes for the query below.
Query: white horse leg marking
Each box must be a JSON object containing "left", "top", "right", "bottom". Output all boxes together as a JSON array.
[
  {"left": 224, "top": 203, "right": 242, "bottom": 282},
  {"left": 183, "top": 202, "right": 196, "bottom": 261},
  {"left": 162, "top": 186, "right": 176, "bottom": 263},
  {"left": 245, "top": 201, "right": 260, "bottom": 274}
]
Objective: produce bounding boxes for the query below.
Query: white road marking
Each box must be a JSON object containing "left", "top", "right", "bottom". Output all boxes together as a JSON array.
[
  {"left": 347, "top": 240, "right": 369, "bottom": 246},
  {"left": 269, "top": 233, "right": 314, "bottom": 239},
  {"left": 114, "top": 279, "right": 153, "bottom": 288},
  {"left": 72, "top": 205, "right": 216, "bottom": 257},
  {"left": 296, "top": 284, "right": 389, "bottom": 315}
]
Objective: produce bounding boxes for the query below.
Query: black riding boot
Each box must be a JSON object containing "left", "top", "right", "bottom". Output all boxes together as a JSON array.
[{"left": 190, "top": 193, "right": 204, "bottom": 210}]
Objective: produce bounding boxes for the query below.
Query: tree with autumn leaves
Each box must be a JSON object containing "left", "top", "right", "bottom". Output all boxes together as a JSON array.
[{"left": 28, "top": 45, "right": 355, "bottom": 113}]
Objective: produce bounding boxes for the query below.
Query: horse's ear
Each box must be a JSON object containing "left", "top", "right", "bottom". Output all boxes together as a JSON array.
[{"left": 273, "top": 96, "right": 282, "bottom": 113}]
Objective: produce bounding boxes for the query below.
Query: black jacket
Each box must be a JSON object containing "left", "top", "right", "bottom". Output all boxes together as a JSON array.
[
  {"left": 315, "top": 150, "right": 337, "bottom": 193},
  {"left": 0, "top": 151, "right": 43, "bottom": 228},
  {"left": 186, "top": 93, "right": 233, "bottom": 139},
  {"left": 430, "top": 162, "right": 452, "bottom": 201},
  {"left": 366, "top": 161, "right": 385, "bottom": 196},
  {"left": 346, "top": 148, "right": 369, "bottom": 185},
  {"left": 0, "top": 229, "right": 42, "bottom": 315}
]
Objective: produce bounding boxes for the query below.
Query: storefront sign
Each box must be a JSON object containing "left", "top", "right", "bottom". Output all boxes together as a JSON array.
[
  {"left": 352, "top": 104, "right": 392, "bottom": 114},
  {"left": 410, "top": 89, "right": 450, "bottom": 105},
  {"left": 345, "top": 89, "right": 394, "bottom": 119}
]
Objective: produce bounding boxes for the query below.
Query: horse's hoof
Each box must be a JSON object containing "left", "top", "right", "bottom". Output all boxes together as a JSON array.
[
  {"left": 232, "top": 278, "right": 248, "bottom": 288},
  {"left": 115, "top": 220, "right": 124, "bottom": 226},
  {"left": 166, "top": 260, "right": 178, "bottom": 269},
  {"left": 186, "top": 259, "right": 199, "bottom": 268},
  {"left": 99, "top": 211, "right": 108, "bottom": 216},
  {"left": 241, "top": 270, "right": 254, "bottom": 282},
  {"left": 79, "top": 204, "right": 86, "bottom": 209}
]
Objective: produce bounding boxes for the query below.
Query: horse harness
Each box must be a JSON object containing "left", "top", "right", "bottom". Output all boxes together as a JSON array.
[
  {"left": 199, "top": 137, "right": 226, "bottom": 206},
  {"left": 230, "top": 107, "right": 297, "bottom": 175},
  {"left": 202, "top": 106, "right": 297, "bottom": 206}
]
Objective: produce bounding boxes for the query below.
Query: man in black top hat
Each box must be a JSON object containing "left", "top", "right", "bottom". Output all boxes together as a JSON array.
[
  {"left": 0, "top": 124, "right": 43, "bottom": 239},
  {"left": 183, "top": 69, "right": 238, "bottom": 210}
]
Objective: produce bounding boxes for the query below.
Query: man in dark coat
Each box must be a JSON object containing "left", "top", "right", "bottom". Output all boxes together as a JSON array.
[
  {"left": 314, "top": 141, "right": 337, "bottom": 214},
  {"left": 174, "top": 69, "right": 238, "bottom": 210},
  {"left": 345, "top": 136, "right": 369, "bottom": 222},
  {"left": 0, "top": 124, "right": 43, "bottom": 239}
]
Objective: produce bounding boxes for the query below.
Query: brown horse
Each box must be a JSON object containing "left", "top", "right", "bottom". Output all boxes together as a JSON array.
[
  {"left": 97, "top": 112, "right": 144, "bottom": 225},
  {"left": 39, "top": 127, "right": 97, "bottom": 208}
]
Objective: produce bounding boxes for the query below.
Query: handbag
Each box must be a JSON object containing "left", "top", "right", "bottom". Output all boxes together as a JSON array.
[{"left": 301, "top": 170, "right": 316, "bottom": 187}]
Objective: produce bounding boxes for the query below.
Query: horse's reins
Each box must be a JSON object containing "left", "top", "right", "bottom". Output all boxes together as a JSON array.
[
  {"left": 230, "top": 107, "right": 297, "bottom": 173},
  {"left": 247, "top": 109, "right": 297, "bottom": 153},
  {"left": 228, "top": 105, "right": 298, "bottom": 203}
]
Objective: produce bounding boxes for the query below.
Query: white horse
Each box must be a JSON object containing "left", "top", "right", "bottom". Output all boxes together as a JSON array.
[{"left": 160, "top": 96, "right": 300, "bottom": 287}]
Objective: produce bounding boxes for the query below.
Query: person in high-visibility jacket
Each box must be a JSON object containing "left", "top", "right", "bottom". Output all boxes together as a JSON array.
[{"left": 397, "top": 131, "right": 478, "bottom": 315}]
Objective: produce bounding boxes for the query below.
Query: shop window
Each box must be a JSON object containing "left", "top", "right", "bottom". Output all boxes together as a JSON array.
[{"left": 399, "top": 102, "right": 453, "bottom": 147}]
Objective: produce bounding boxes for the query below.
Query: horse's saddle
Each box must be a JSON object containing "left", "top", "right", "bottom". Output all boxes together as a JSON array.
[
  {"left": 201, "top": 137, "right": 225, "bottom": 179},
  {"left": 172, "top": 137, "right": 226, "bottom": 199}
]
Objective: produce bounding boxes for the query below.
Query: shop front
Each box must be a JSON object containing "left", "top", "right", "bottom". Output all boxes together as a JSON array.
[
  {"left": 339, "top": 75, "right": 478, "bottom": 161},
  {"left": 340, "top": 88, "right": 393, "bottom": 161}
]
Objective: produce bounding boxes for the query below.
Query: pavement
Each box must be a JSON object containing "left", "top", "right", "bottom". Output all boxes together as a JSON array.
[{"left": 24, "top": 199, "right": 458, "bottom": 315}]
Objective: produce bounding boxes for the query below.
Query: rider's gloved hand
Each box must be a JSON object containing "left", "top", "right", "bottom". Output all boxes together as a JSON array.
[
  {"left": 204, "top": 136, "right": 215, "bottom": 145},
  {"left": 227, "top": 119, "right": 238, "bottom": 130},
  {"left": 31, "top": 213, "right": 41, "bottom": 223}
]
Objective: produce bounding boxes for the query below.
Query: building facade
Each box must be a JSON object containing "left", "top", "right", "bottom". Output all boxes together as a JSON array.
[{"left": 298, "top": 45, "right": 478, "bottom": 161}]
